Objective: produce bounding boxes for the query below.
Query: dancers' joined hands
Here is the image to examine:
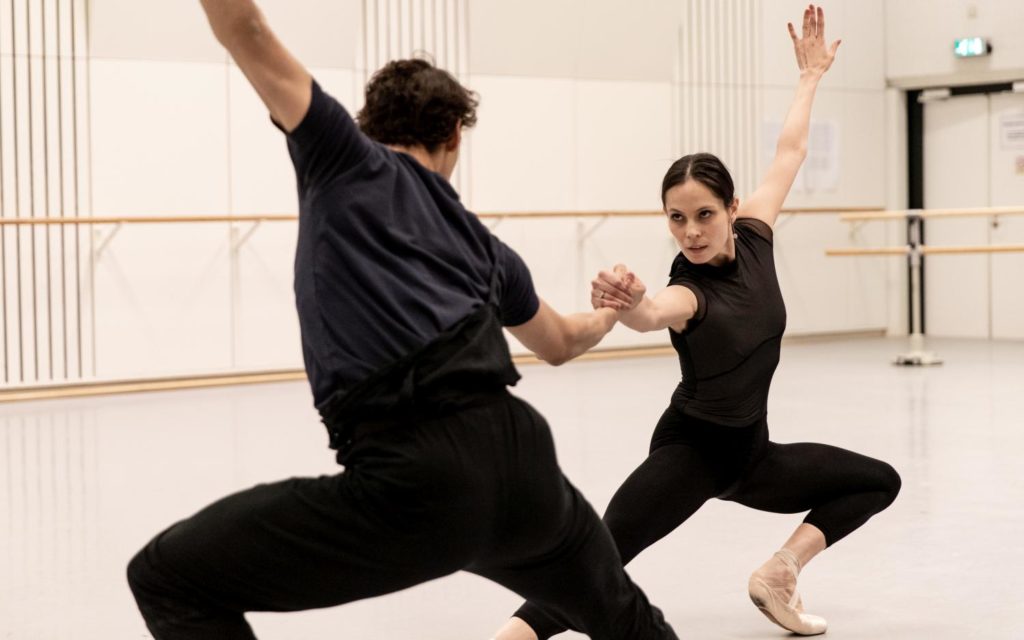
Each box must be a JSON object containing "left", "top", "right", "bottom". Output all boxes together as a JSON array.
[{"left": 591, "top": 265, "right": 645, "bottom": 312}]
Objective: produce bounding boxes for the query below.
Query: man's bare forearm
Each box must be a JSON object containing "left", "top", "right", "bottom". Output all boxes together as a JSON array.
[
  {"left": 559, "top": 308, "right": 617, "bottom": 363},
  {"left": 199, "top": 0, "right": 263, "bottom": 46},
  {"left": 197, "top": 0, "right": 312, "bottom": 130}
]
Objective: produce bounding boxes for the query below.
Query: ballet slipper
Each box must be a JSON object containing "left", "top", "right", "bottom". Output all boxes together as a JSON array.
[{"left": 747, "top": 548, "right": 828, "bottom": 636}]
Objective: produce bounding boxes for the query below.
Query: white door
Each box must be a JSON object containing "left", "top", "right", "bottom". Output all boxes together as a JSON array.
[
  {"left": 988, "top": 92, "right": 1024, "bottom": 340},
  {"left": 922, "top": 94, "right": 990, "bottom": 338}
]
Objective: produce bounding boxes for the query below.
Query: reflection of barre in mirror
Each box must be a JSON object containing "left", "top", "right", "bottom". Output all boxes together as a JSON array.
[{"left": 826, "top": 205, "right": 1024, "bottom": 366}]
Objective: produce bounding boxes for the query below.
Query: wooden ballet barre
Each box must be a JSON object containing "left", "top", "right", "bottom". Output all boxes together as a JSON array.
[
  {"left": 0, "top": 206, "right": 883, "bottom": 226},
  {"left": 0, "top": 214, "right": 298, "bottom": 225},
  {"left": 840, "top": 206, "right": 1024, "bottom": 222},
  {"left": 780, "top": 206, "right": 885, "bottom": 215},
  {"left": 826, "top": 244, "right": 1024, "bottom": 256},
  {"left": 477, "top": 207, "right": 881, "bottom": 219},
  {"left": 921, "top": 244, "right": 1024, "bottom": 255},
  {"left": 0, "top": 346, "right": 679, "bottom": 403},
  {"left": 825, "top": 247, "right": 909, "bottom": 256},
  {"left": 477, "top": 211, "right": 658, "bottom": 220},
  {"left": 827, "top": 239, "right": 1024, "bottom": 369}
]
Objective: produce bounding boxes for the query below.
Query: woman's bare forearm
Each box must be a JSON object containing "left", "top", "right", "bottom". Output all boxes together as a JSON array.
[
  {"left": 617, "top": 297, "right": 666, "bottom": 333},
  {"left": 775, "top": 73, "right": 821, "bottom": 157}
]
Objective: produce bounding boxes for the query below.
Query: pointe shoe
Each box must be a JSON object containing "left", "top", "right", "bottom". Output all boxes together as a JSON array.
[{"left": 748, "top": 549, "right": 828, "bottom": 636}]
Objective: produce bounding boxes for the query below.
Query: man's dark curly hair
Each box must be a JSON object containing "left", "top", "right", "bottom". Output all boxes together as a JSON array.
[{"left": 356, "top": 58, "right": 479, "bottom": 152}]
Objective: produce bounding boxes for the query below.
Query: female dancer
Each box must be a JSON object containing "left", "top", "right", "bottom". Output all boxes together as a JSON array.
[{"left": 496, "top": 5, "right": 899, "bottom": 638}]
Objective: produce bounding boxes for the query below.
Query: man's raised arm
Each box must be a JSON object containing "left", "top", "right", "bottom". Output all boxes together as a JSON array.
[{"left": 199, "top": 0, "right": 312, "bottom": 131}]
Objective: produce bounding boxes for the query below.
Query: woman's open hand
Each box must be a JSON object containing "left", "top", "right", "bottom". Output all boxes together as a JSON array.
[{"left": 789, "top": 4, "right": 840, "bottom": 78}]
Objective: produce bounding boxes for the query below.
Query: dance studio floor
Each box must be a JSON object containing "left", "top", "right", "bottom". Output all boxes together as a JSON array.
[{"left": 2, "top": 336, "right": 1022, "bottom": 639}]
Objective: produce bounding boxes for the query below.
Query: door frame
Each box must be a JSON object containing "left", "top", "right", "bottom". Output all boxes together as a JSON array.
[{"left": 905, "top": 81, "right": 1016, "bottom": 334}]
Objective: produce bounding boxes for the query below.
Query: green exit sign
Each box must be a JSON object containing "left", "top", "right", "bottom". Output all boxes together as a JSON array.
[{"left": 954, "top": 37, "right": 991, "bottom": 57}]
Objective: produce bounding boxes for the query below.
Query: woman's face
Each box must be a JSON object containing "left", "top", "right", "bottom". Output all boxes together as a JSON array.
[{"left": 664, "top": 179, "right": 739, "bottom": 266}]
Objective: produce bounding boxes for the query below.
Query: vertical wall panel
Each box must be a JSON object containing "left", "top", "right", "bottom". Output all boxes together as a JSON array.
[
  {"left": 359, "top": 0, "right": 469, "bottom": 192},
  {"left": 988, "top": 92, "right": 1024, "bottom": 340},
  {"left": 0, "top": 0, "right": 90, "bottom": 386},
  {"left": 362, "top": 0, "right": 467, "bottom": 77},
  {"left": 923, "top": 95, "right": 990, "bottom": 339},
  {"left": 679, "top": 0, "right": 760, "bottom": 198},
  {"left": 1, "top": 53, "right": 13, "bottom": 381}
]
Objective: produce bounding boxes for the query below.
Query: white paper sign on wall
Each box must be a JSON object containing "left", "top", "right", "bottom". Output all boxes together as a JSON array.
[
  {"left": 762, "top": 120, "right": 841, "bottom": 193},
  {"left": 999, "top": 112, "right": 1024, "bottom": 150}
]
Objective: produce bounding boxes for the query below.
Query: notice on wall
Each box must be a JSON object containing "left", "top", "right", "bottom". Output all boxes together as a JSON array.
[
  {"left": 999, "top": 112, "right": 1024, "bottom": 150},
  {"left": 762, "top": 119, "right": 841, "bottom": 193}
]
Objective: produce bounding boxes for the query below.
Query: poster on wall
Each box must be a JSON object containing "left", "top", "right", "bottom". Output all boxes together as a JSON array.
[
  {"left": 999, "top": 111, "right": 1024, "bottom": 150},
  {"left": 762, "top": 120, "right": 841, "bottom": 193}
]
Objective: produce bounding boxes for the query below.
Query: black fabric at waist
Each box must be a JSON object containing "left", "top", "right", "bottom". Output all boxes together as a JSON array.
[
  {"left": 320, "top": 382, "right": 508, "bottom": 441},
  {"left": 326, "top": 388, "right": 510, "bottom": 459},
  {"left": 317, "top": 302, "right": 519, "bottom": 453}
]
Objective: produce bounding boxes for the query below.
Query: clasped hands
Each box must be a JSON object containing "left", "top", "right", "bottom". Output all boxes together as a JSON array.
[{"left": 591, "top": 265, "right": 646, "bottom": 312}]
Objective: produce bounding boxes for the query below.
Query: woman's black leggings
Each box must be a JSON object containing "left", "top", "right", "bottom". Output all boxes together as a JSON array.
[{"left": 515, "top": 404, "right": 902, "bottom": 638}]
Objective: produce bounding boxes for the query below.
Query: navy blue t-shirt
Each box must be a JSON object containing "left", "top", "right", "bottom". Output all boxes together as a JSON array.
[{"left": 279, "top": 81, "right": 540, "bottom": 407}]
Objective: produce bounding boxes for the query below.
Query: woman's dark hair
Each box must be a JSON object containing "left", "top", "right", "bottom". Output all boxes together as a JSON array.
[
  {"left": 356, "top": 58, "right": 479, "bottom": 152},
  {"left": 661, "top": 153, "right": 735, "bottom": 208}
]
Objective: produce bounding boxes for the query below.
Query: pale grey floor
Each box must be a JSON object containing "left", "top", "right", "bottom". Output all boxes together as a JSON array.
[{"left": 1, "top": 337, "right": 1022, "bottom": 639}]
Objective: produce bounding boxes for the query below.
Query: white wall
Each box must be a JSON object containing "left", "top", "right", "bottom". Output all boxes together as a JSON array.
[
  {"left": 470, "top": 0, "right": 892, "bottom": 348},
  {"left": 886, "top": 0, "right": 1024, "bottom": 88},
  {"left": 0, "top": 0, "right": 94, "bottom": 385},
  {"left": 2, "top": 0, "right": 902, "bottom": 388},
  {"left": 84, "top": 0, "right": 362, "bottom": 381},
  {"left": 758, "top": 0, "right": 892, "bottom": 335}
]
